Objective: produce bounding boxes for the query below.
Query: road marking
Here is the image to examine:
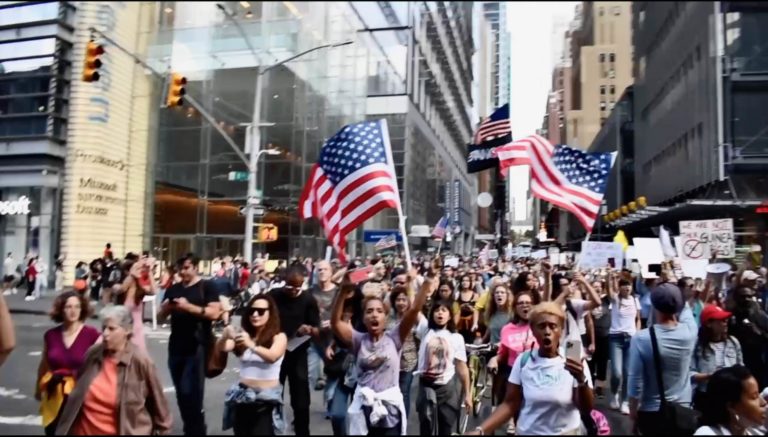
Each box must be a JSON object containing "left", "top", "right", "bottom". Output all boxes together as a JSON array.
[
  {"left": 0, "top": 415, "right": 42, "bottom": 426},
  {"left": 0, "top": 387, "right": 27, "bottom": 400},
  {"left": 28, "top": 351, "right": 42, "bottom": 356}
]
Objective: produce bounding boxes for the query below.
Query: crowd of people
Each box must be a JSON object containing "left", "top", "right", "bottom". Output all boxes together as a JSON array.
[{"left": 2, "top": 243, "right": 768, "bottom": 436}]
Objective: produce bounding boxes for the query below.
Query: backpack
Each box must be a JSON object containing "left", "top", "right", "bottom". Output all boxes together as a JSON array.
[{"left": 519, "top": 350, "right": 600, "bottom": 436}]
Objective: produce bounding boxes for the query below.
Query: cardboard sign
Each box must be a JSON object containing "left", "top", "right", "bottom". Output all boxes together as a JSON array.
[
  {"left": 579, "top": 242, "right": 625, "bottom": 270},
  {"left": 633, "top": 238, "right": 665, "bottom": 278},
  {"left": 679, "top": 219, "right": 735, "bottom": 260},
  {"left": 680, "top": 259, "right": 709, "bottom": 280},
  {"left": 444, "top": 256, "right": 460, "bottom": 268}
]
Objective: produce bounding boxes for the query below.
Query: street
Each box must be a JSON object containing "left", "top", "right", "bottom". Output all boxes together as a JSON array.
[{"left": 1, "top": 300, "right": 630, "bottom": 435}]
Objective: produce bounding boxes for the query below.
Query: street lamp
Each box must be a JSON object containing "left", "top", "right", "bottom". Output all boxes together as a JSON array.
[{"left": 216, "top": 3, "right": 354, "bottom": 262}]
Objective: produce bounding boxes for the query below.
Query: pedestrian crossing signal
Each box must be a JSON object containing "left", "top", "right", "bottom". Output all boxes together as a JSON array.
[
  {"left": 256, "top": 224, "right": 278, "bottom": 243},
  {"left": 166, "top": 73, "right": 187, "bottom": 108},
  {"left": 82, "top": 41, "right": 104, "bottom": 82}
]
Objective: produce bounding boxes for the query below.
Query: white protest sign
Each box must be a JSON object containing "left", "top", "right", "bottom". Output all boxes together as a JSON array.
[
  {"left": 531, "top": 250, "right": 547, "bottom": 260},
  {"left": 548, "top": 246, "right": 560, "bottom": 265},
  {"left": 679, "top": 219, "right": 735, "bottom": 260},
  {"left": 680, "top": 259, "right": 709, "bottom": 280},
  {"left": 519, "top": 246, "right": 531, "bottom": 257},
  {"left": 488, "top": 249, "right": 499, "bottom": 260},
  {"left": 579, "top": 242, "right": 625, "bottom": 270},
  {"left": 625, "top": 246, "right": 638, "bottom": 261},
  {"left": 633, "top": 238, "right": 665, "bottom": 278},
  {"left": 444, "top": 256, "right": 460, "bottom": 268}
]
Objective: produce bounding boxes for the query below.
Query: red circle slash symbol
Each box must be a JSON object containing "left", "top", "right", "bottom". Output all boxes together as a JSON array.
[{"left": 683, "top": 239, "right": 704, "bottom": 259}]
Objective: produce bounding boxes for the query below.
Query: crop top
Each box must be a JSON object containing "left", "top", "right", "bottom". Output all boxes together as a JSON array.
[{"left": 239, "top": 347, "right": 284, "bottom": 380}]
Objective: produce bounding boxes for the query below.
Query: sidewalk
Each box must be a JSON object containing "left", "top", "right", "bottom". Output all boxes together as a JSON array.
[{"left": 4, "top": 289, "right": 55, "bottom": 316}]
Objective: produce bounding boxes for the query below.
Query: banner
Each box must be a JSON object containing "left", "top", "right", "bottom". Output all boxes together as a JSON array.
[
  {"left": 453, "top": 179, "right": 461, "bottom": 228},
  {"left": 579, "top": 242, "right": 625, "bottom": 270},
  {"left": 467, "top": 142, "right": 503, "bottom": 173},
  {"left": 679, "top": 219, "right": 735, "bottom": 260}
]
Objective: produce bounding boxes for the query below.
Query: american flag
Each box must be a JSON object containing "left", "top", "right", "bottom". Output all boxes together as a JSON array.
[
  {"left": 473, "top": 103, "right": 512, "bottom": 145},
  {"left": 374, "top": 234, "right": 398, "bottom": 250},
  {"left": 496, "top": 135, "right": 616, "bottom": 232},
  {"left": 431, "top": 215, "right": 449, "bottom": 240},
  {"left": 493, "top": 134, "right": 554, "bottom": 171},
  {"left": 299, "top": 120, "right": 401, "bottom": 262}
]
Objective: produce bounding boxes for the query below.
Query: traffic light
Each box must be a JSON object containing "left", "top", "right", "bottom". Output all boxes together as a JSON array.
[
  {"left": 256, "top": 224, "right": 278, "bottom": 243},
  {"left": 82, "top": 40, "right": 104, "bottom": 82},
  {"left": 166, "top": 73, "right": 187, "bottom": 108}
]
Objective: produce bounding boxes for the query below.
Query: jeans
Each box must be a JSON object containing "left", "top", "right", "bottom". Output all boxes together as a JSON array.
[
  {"left": 168, "top": 348, "right": 207, "bottom": 435},
  {"left": 329, "top": 382, "right": 354, "bottom": 436},
  {"left": 307, "top": 342, "right": 326, "bottom": 389},
  {"left": 591, "top": 334, "right": 610, "bottom": 382},
  {"left": 280, "top": 347, "right": 311, "bottom": 435},
  {"left": 398, "top": 370, "right": 415, "bottom": 418},
  {"left": 609, "top": 333, "right": 632, "bottom": 404},
  {"left": 232, "top": 403, "right": 274, "bottom": 436}
]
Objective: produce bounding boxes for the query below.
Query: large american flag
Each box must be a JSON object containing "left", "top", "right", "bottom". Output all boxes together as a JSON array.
[
  {"left": 493, "top": 134, "right": 554, "bottom": 170},
  {"left": 299, "top": 120, "right": 401, "bottom": 262},
  {"left": 474, "top": 103, "right": 512, "bottom": 144},
  {"left": 431, "top": 215, "right": 449, "bottom": 240},
  {"left": 496, "top": 135, "right": 615, "bottom": 232}
]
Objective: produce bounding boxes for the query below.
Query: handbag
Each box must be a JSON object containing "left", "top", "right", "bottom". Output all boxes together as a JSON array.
[
  {"left": 73, "top": 279, "right": 87, "bottom": 292},
  {"left": 649, "top": 326, "right": 700, "bottom": 435},
  {"left": 197, "top": 280, "right": 227, "bottom": 378}
]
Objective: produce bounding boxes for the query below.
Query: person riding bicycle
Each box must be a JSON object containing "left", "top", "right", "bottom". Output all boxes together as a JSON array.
[
  {"left": 456, "top": 275, "right": 480, "bottom": 344},
  {"left": 415, "top": 299, "right": 472, "bottom": 435}
]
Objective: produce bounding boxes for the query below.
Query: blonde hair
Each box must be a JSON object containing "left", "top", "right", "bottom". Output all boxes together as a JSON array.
[{"left": 528, "top": 301, "right": 566, "bottom": 328}]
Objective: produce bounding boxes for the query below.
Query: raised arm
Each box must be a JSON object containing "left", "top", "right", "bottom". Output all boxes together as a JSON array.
[
  {"left": 331, "top": 280, "right": 355, "bottom": 347},
  {"left": 573, "top": 271, "right": 601, "bottom": 310},
  {"left": 399, "top": 269, "right": 436, "bottom": 343},
  {"left": 606, "top": 269, "right": 617, "bottom": 300},
  {"left": 541, "top": 261, "right": 553, "bottom": 301}
]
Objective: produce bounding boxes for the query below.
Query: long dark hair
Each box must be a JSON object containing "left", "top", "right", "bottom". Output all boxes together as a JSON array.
[
  {"left": 513, "top": 271, "right": 534, "bottom": 293},
  {"left": 698, "top": 365, "right": 754, "bottom": 428},
  {"left": 427, "top": 299, "right": 456, "bottom": 332},
  {"left": 551, "top": 273, "right": 569, "bottom": 300},
  {"left": 696, "top": 319, "right": 729, "bottom": 359},
  {"left": 241, "top": 294, "right": 281, "bottom": 349}
]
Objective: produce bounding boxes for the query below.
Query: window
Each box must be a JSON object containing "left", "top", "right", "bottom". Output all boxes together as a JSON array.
[
  {"left": 600, "top": 102, "right": 607, "bottom": 111},
  {"left": 600, "top": 85, "right": 606, "bottom": 95},
  {"left": 599, "top": 53, "right": 605, "bottom": 63},
  {"left": 610, "top": 85, "right": 615, "bottom": 95},
  {"left": 601, "top": 117, "right": 607, "bottom": 126},
  {"left": 0, "top": 38, "right": 57, "bottom": 61},
  {"left": 599, "top": 7, "right": 604, "bottom": 16},
  {"left": 608, "top": 69, "right": 616, "bottom": 79},
  {"left": 0, "top": 2, "right": 59, "bottom": 26},
  {"left": 609, "top": 53, "right": 615, "bottom": 63},
  {"left": 612, "top": 6, "right": 621, "bottom": 16}
]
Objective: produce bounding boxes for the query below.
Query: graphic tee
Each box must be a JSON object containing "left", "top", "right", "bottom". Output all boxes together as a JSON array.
[{"left": 415, "top": 325, "right": 467, "bottom": 385}]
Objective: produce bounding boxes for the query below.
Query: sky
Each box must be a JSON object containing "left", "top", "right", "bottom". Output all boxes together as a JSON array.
[{"left": 506, "top": 1, "right": 578, "bottom": 226}]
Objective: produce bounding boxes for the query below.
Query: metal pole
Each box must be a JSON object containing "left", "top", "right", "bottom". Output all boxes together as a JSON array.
[
  {"left": 615, "top": 102, "right": 622, "bottom": 207},
  {"left": 714, "top": 1, "right": 726, "bottom": 181},
  {"left": 244, "top": 71, "right": 262, "bottom": 264}
]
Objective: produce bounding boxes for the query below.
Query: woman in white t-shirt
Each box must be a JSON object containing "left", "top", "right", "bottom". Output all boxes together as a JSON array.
[
  {"left": 415, "top": 298, "right": 471, "bottom": 435},
  {"left": 606, "top": 272, "right": 640, "bottom": 415},
  {"left": 467, "top": 301, "right": 594, "bottom": 436},
  {"left": 694, "top": 365, "right": 766, "bottom": 435}
]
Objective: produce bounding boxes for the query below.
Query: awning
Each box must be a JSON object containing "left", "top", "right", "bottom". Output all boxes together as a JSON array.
[{"left": 606, "top": 199, "right": 764, "bottom": 233}]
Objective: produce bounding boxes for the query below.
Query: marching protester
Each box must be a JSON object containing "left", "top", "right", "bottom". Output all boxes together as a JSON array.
[
  {"left": 310, "top": 260, "right": 340, "bottom": 395},
  {"left": 690, "top": 304, "right": 744, "bottom": 410},
  {"left": 219, "top": 294, "right": 287, "bottom": 435},
  {"left": 55, "top": 305, "right": 172, "bottom": 435},
  {"left": 158, "top": 253, "right": 223, "bottom": 436},
  {"left": 456, "top": 274, "right": 480, "bottom": 343},
  {"left": 35, "top": 291, "right": 100, "bottom": 435},
  {"left": 0, "top": 292, "right": 15, "bottom": 368},
  {"left": 483, "top": 283, "right": 513, "bottom": 345},
  {"left": 268, "top": 264, "right": 321, "bottom": 436},
  {"left": 627, "top": 281, "right": 698, "bottom": 435},
  {"left": 694, "top": 366, "right": 767, "bottom": 435},
  {"left": 468, "top": 302, "right": 594, "bottom": 435},
  {"left": 327, "top": 297, "right": 359, "bottom": 436},
  {"left": 590, "top": 277, "right": 612, "bottom": 399},
  {"left": 727, "top": 285, "right": 768, "bottom": 390},
  {"left": 606, "top": 272, "right": 641, "bottom": 414},
  {"left": 545, "top": 268, "right": 602, "bottom": 357},
  {"left": 331, "top": 264, "right": 433, "bottom": 435},
  {"left": 116, "top": 258, "right": 158, "bottom": 352},
  {"left": 415, "top": 297, "right": 472, "bottom": 435},
  {"left": 387, "top": 284, "right": 426, "bottom": 418}
]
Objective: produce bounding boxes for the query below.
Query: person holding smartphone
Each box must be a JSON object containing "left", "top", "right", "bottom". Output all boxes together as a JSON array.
[{"left": 219, "top": 294, "right": 287, "bottom": 435}]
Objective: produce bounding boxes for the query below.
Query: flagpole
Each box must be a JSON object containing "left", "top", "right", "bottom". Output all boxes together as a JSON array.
[
  {"left": 436, "top": 238, "right": 444, "bottom": 257},
  {"left": 380, "top": 118, "right": 412, "bottom": 269}
]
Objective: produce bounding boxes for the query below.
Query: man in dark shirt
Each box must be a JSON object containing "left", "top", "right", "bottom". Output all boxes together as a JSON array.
[
  {"left": 268, "top": 264, "right": 320, "bottom": 436},
  {"left": 158, "top": 253, "right": 221, "bottom": 435}
]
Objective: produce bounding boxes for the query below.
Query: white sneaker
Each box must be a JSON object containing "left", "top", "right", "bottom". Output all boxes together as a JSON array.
[
  {"left": 24, "top": 296, "right": 32, "bottom": 301},
  {"left": 2, "top": 290, "right": 10, "bottom": 296},
  {"left": 620, "top": 402, "right": 630, "bottom": 415},
  {"left": 609, "top": 394, "right": 620, "bottom": 410}
]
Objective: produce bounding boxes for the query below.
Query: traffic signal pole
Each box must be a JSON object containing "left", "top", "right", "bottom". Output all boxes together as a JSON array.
[{"left": 86, "top": 27, "right": 250, "bottom": 168}]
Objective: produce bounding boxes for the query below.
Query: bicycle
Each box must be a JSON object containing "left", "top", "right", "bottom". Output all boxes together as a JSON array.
[{"left": 465, "top": 342, "right": 498, "bottom": 423}]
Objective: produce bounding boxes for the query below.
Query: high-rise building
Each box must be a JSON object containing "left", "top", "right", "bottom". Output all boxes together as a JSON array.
[
  {"left": 472, "top": 6, "right": 495, "bottom": 234},
  {"left": 565, "top": 1, "right": 633, "bottom": 150},
  {"left": 145, "top": 2, "right": 477, "bottom": 262}
]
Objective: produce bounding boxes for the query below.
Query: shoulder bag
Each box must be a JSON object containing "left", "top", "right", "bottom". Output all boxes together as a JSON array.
[{"left": 649, "top": 326, "right": 700, "bottom": 435}]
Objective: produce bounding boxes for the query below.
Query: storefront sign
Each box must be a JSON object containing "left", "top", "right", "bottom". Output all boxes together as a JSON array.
[
  {"left": 0, "top": 196, "right": 31, "bottom": 215},
  {"left": 74, "top": 149, "right": 126, "bottom": 171}
]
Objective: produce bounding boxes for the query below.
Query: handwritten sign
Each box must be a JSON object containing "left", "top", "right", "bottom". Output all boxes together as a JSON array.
[
  {"left": 579, "top": 242, "right": 625, "bottom": 270},
  {"left": 679, "top": 219, "right": 735, "bottom": 260}
]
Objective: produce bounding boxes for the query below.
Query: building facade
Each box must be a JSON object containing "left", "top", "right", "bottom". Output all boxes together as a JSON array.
[{"left": 144, "top": 1, "right": 477, "bottom": 263}]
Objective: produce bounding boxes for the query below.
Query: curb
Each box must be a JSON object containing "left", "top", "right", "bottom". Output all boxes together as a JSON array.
[{"left": 9, "top": 307, "right": 49, "bottom": 316}]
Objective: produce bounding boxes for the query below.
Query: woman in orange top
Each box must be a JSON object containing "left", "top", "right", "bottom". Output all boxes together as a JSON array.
[{"left": 55, "top": 305, "right": 171, "bottom": 435}]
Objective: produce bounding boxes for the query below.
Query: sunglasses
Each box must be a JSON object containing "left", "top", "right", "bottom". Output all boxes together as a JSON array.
[{"left": 246, "top": 307, "right": 269, "bottom": 316}]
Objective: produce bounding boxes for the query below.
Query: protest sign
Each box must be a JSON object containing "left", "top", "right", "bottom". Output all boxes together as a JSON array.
[
  {"left": 680, "top": 259, "right": 709, "bottom": 280},
  {"left": 633, "top": 238, "right": 665, "bottom": 278},
  {"left": 444, "top": 256, "right": 460, "bottom": 268},
  {"left": 531, "top": 250, "right": 547, "bottom": 260},
  {"left": 579, "top": 242, "right": 625, "bottom": 270},
  {"left": 679, "top": 218, "right": 735, "bottom": 260}
]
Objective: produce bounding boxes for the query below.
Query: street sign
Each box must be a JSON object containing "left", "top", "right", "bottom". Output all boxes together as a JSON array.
[
  {"left": 228, "top": 171, "right": 249, "bottom": 181},
  {"left": 363, "top": 230, "right": 403, "bottom": 243},
  {"left": 239, "top": 206, "right": 265, "bottom": 216}
]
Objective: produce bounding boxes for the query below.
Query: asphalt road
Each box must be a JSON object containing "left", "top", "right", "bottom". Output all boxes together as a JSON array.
[{"left": 0, "top": 312, "right": 631, "bottom": 435}]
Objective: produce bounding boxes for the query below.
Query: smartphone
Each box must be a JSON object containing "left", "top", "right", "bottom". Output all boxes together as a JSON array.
[
  {"left": 649, "top": 263, "right": 663, "bottom": 275},
  {"left": 607, "top": 257, "right": 616, "bottom": 268},
  {"left": 565, "top": 339, "right": 581, "bottom": 362}
]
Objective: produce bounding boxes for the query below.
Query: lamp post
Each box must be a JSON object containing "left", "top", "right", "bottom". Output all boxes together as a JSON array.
[{"left": 216, "top": 3, "right": 353, "bottom": 263}]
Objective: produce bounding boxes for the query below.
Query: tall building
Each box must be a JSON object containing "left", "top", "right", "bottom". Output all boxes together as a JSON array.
[
  {"left": 615, "top": 2, "right": 768, "bottom": 253},
  {"left": 145, "top": 1, "right": 477, "bottom": 262},
  {"left": 0, "top": 1, "right": 154, "bottom": 281},
  {"left": 472, "top": 6, "right": 495, "bottom": 234},
  {"left": 565, "top": 1, "right": 633, "bottom": 150}
]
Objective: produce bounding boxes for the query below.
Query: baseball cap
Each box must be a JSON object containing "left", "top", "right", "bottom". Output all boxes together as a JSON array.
[
  {"left": 651, "top": 282, "right": 684, "bottom": 315},
  {"left": 700, "top": 305, "right": 732, "bottom": 324},
  {"left": 742, "top": 270, "right": 760, "bottom": 282}
]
